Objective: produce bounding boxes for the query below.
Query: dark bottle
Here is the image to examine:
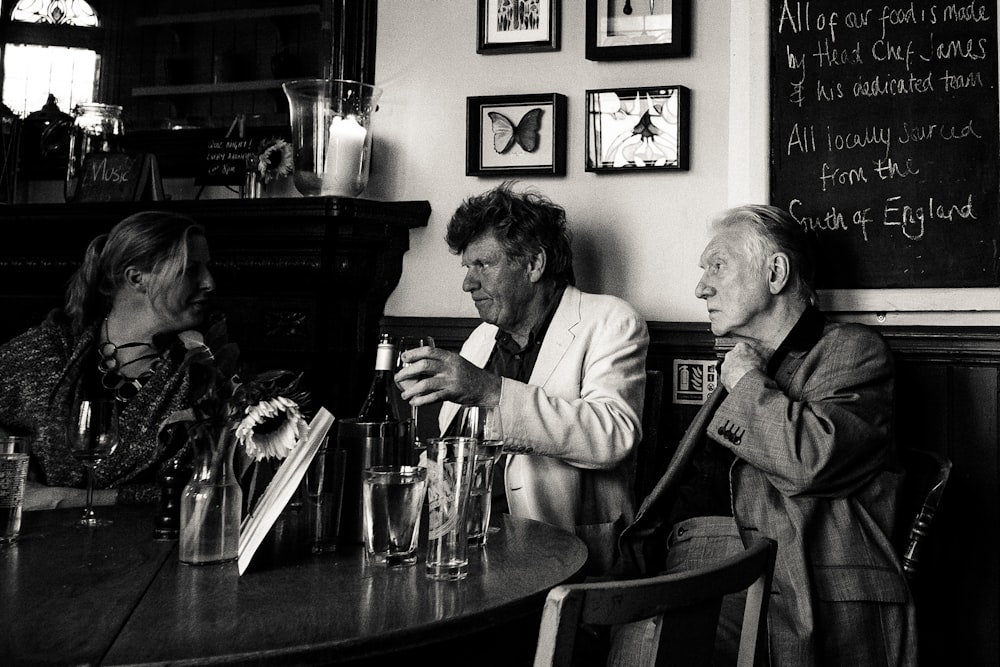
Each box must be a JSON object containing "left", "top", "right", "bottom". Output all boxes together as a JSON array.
[
  {"left": 153, "top": 456, "right": 190, "bottom": 540},
  {"left": 357, "top": 333, "right": 399, "bottom": 422}
]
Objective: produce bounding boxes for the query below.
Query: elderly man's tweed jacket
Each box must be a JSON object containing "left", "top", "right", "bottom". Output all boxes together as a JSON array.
[{"left": 619, "top": 312, "right": 918, "bottom": 666}]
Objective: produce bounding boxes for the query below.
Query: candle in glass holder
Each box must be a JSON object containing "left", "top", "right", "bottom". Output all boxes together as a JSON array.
[{"left": 322, "top": 115, "right": 367, "bottom": 196}]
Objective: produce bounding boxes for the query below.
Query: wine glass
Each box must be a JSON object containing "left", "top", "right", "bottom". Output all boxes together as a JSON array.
[
  {"left": 68, "top": 397, "right": 119, "bottom": 527},
  {"left": 456, "top": 404, "right": 504, "bottom": 546},
  {"left": 396, "top": 336, "right": 435, "bottom": 450}
]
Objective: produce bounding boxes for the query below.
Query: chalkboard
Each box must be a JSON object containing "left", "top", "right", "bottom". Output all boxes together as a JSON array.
[
  {"left": 196, "top": 136, "right": 256, "bottom": 186},
  {"left": 75, "top": 152, "right": 159, "bottom": 203},
  {"left": 770, "top": 1, "right": 999, "bottom": 288}
]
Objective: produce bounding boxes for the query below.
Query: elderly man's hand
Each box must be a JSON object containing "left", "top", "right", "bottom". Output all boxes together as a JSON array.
[
  {"left": 720, "top": 341, "right": 768, "bottom": 392},
  {"left": 395, "top": 347, "right": 502, "bottom": 407}
]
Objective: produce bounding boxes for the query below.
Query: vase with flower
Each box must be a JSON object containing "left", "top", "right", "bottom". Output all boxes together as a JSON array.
[
  {"left": 243, "top": 136, "right": 294, "bottom": 199},
  {"left": 179, "top": 425, "right": 241, "bottom": 564},
  {"left": 160, "top": 319, "right": 311, "bottom": 565}
]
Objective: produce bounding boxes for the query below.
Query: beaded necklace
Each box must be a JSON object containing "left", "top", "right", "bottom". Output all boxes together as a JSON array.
[{"left": 97, "top": 318, "right": 165, "bottom": 402}]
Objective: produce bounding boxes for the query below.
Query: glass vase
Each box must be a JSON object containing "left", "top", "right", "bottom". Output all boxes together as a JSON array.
[
  {"left": 282, "top": 78, "right": 383, "bottom": 197},
  {"left": 179, "top": 426, "right": 242, "bottom": 565}
]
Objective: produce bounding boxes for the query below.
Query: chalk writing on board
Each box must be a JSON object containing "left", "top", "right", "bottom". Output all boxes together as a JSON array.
[
  {"left": 76, "top": 152, "right": 144, "bottom": 202},
  {"left": 197, "top": 137, "right": 256, "bottom": 186},
  {"left": 770, "top": 0, "right": 999, "bottom": 288}
]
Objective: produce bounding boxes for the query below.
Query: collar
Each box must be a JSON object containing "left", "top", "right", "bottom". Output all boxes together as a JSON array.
[
  {"left": 494, "top": 284, "right": 567, "bottom": 354},
  {"left": 766, "top": 304, "right": 826, "bottom": 377}
]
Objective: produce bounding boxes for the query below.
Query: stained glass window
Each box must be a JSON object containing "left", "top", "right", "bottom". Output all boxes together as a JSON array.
[
  {"left": 11, "top": 0, "right": 98, "bottom": 27},
  {"left": 2, "top": 0, "right": 101, "bottom": 116}
]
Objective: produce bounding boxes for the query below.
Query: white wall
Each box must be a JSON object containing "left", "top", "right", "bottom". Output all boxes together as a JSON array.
[
  {"left": 370, "top": 1, "right": 732, "bottom": 324},
  {"left": 370, "top": 1, "right": 999, "bottom": 327}
]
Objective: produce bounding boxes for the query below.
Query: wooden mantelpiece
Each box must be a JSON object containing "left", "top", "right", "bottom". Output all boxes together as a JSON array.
[{"left": 0, "top": 197, "right": 431, "bottom": 418}]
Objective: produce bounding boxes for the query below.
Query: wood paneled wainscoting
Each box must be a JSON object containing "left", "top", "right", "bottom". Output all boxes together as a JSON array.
[{"left": 383, "top": 317, "right": 999, "bottom": 667}]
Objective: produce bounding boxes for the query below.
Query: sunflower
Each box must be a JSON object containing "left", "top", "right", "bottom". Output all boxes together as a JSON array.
[
  {"left": 234, "top": 394, "right": 309, "bottom": 461},
  {"left": 256, "top": 137, "right": 293, "bottom": 184}
]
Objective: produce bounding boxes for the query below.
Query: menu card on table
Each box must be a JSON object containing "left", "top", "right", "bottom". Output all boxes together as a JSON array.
[{"left": 237, "top": 407, "right": 335, "bottom": 575}]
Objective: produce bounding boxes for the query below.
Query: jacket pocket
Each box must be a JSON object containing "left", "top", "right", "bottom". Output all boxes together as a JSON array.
[{"left": 813, "top": 564, "right": 909, "bottom": 603}]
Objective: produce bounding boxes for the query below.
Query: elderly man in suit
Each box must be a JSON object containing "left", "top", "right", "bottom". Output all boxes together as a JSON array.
[
  {"left": 613, "top": 205, "right": 916, "bottom": 665},
  {"left": 396, "top": 181, "right": 648, "bottom": 575}
]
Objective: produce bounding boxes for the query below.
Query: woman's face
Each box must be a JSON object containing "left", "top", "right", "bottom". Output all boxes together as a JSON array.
[{"left": 148, "top": 234, "right": 216, "bottom": 332}]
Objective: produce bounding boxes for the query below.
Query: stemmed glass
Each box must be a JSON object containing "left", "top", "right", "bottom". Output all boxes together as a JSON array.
[
  {"left": 456, "top": 404, "right": 505, "bottom": 546},
  {"left": 396, "top": 336, "right": 435, "bottom": 450},
  {"left": 68, "top": 397, "right": 119, "bottom": 527}
]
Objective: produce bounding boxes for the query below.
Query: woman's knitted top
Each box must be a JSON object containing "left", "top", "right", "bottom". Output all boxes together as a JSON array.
[{"left": 0, "top": 310, "right": 197, "bottom": 504}]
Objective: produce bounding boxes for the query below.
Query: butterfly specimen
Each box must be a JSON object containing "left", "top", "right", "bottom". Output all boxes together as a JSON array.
[{"left": 488, "top": 108, "right": 544, "bottom": 154}]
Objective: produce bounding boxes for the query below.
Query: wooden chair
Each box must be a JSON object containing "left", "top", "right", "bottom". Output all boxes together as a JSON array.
[
  {"left": 533, "top": 537, "right": 778, "bottom": 667},
  {"left": 892, "top": 448, "right": 953, "bottom": 585},
  {"left": 632, "top": 369, "right": 664, "bottom": 507}
]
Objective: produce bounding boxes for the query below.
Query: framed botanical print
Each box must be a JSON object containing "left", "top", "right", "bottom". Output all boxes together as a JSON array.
[
  {"left": 478, "top": 0, "right": 561, "bottom": 54},
  {"left": 585, "top": 85, "right": 690, "bottom": 172},
  {"left": 467, "top": 93, "right": 567, "bottom": 176},
  {"left": 586, "top": 0, "right": 691, "bottom": 61}
]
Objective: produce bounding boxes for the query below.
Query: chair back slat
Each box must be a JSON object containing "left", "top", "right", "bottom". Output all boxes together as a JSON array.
[{"left": 534, "top": 537, "right": 777, "bottom": 667}]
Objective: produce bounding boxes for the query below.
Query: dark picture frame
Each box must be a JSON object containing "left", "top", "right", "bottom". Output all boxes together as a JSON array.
[
  {"left": 585, "top": 0, "right": 690, "bottom": 61},
  {"left": 585, "top": 85, "right": 690, "bottom": 172},
  {"left": 467, "top": 93, "right": 567, "bottom": 176},
  {"left": 478, "top": 0, "right": 561, "bottom": 54}
]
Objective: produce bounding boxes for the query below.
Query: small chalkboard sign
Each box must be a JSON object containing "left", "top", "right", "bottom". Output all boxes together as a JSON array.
[
  {"left": 75, "top": 152, "right": 163, "bottom": 203},
  {"left": 196, "top": 136, "right": 256, "bottom": 186}
]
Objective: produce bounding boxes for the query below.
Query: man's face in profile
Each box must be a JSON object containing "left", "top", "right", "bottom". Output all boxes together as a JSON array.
[{"left": 460, "top": 231, "right": 536, "bottom": 334}]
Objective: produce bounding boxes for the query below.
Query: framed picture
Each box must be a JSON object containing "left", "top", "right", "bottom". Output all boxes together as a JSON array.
[
  {"left": 585, "top": 85, "right": 690, "bottom": 172},
  {"left": 478, "top": 0, "right": 561, "bottom": 54},
  {"left": 467, "top": 93, "right": 567, "bottom": 176},
  {"left": 586, "top": 0, "right": 690, "bottom": 61}
]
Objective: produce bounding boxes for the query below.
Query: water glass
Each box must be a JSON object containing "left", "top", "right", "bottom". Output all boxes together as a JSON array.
[
  {"left": 425, "top": 436, "right": 477, "bottom": 581},
  {"left": 455, "top": 405, "right": 504, "bottom": 546},
  {"left": 1, "top": 436, "right": 31, "bottom": 544},
  {"left": 306, "top": 437, "right": 348, "bottom": 553},
  {"left": 362, "top": 465, "right": 427, "bottom": 567}
]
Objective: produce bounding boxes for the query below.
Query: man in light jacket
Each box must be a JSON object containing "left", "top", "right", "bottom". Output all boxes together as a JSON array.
[{"left": 396, "top": 181, "right": 648, "bottom": 575}]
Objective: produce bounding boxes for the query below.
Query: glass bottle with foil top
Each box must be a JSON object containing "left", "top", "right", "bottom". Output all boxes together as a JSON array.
[{"left": 65, "top": 103, "right": 124, "bottom": 202}]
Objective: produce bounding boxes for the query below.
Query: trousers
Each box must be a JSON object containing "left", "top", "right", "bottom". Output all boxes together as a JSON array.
[{"left": 607, "top": 516, "right": 752, "bottom": 667}]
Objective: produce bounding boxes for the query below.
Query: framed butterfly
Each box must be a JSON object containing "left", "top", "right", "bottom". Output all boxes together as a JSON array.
[
  {"left": 488, "top": 108, "right": 544, "bottom": 154},
  {"left": 466, "top": 93, "right": 567, "bottom": 176}
]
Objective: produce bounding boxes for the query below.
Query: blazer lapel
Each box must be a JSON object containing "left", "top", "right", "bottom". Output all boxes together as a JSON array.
[
  {"left": 528, "top": 287, "right": 578, "bottom": 388},
  {"left": 634, "top": 385, "right": 728, "bottom": 519}
]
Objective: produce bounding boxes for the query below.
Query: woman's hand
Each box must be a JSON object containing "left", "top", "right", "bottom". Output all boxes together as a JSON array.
[{"left": 22, "top": 480, "right": 117, "bottom": 511}]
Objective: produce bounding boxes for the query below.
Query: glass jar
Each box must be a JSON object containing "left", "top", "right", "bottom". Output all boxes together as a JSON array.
[
  {"left": 179, "top": 427, "right": 242, "bottom": 565},
  {"left": 65, "top": 103, "right": 124, "bottom": 202}
]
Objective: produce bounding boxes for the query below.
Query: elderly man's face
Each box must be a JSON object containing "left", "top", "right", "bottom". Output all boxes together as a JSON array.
[
  {"left": 461, "top": 231, "right": 536, "bottom": 333},
  {"left": 695, "top": 225, "right": 773, "bottom": 339}
]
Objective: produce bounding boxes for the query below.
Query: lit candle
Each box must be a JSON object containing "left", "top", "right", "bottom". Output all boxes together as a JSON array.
[{"left": 322, "top": 115, "right": 367, "bottom": 196}]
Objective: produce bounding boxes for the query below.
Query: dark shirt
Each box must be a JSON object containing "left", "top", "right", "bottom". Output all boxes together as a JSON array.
[
  {"left": 443, "top": 285, "right": 566, "bottom": 438},
  {"left": 666, "top": 305, "right": 827, "bottom": 527},
  {"left": 484, "top": 284, "right": 566, "bottom": 383}
]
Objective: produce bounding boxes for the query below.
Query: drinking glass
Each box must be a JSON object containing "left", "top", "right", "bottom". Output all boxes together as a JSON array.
[
  {"left": 396, "top": 336, "right": 435, "bottom": 450},
  {"left": 67, "top": 397, "right": 119, "bottom": 527},
  {"left": 456, "top": 404, "right": 505, "bottom": 546}
]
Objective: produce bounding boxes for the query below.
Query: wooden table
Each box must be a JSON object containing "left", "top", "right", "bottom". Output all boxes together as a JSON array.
[{"left": 1, "top": 505, "right": 588, "bottom": 665}]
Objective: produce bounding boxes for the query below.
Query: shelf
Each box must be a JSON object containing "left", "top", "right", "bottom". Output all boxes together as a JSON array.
[
  {"left": 136, "top": 5, "right": 320, "bottom": 27},
  {"left": 132, "top": 80, "right": 295, "bottom": 97}
]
